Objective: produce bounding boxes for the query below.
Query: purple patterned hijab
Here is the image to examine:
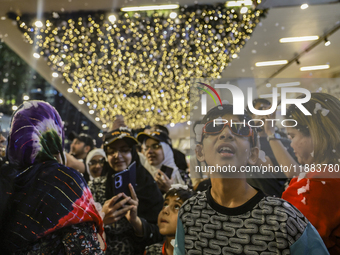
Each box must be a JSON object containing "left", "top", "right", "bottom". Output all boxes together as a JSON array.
[
  {"left": 7, "top": 100, "right": 65, "bottom": 169},
  {"left": 0, "top": 100, "right": 104, "bottom": 253}
]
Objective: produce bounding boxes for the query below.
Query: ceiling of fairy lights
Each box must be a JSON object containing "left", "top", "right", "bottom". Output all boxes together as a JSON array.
[{"left": 8, "top": 2, "right": 266, "bottom": 128}]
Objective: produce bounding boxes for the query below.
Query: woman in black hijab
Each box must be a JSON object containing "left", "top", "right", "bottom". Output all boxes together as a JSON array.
[{"left": 89, "top": 127, "right": 164, "bottom": 254}]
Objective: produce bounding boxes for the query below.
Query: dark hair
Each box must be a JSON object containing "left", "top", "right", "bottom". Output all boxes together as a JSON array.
[
  {"left": 153, "top": 124, "right": 169, "bottom": 135},
  {"left": 253, "top": 98, "right": 271, "bottom": 107},
  {"left": 201, "top": 104, "right": 257, "bottom": 147},
  {"left": 165, "top": 187, "right": 193, "bottom": 203}
]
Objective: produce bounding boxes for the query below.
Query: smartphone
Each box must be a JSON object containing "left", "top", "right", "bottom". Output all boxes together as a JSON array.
[
  {"left": 160, "top": 165, "right": 174, "bottom": 179},
  {"left": 113, "top": 161, "right": 136, "bottom": 199}
]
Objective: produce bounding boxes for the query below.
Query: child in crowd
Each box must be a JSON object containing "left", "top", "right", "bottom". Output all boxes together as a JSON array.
[
  {"left": 145, "top": 185, "right": 193, "bottom": 255},
  {"left": 174, "top": 104, "right": 329, "bottom": 255}
]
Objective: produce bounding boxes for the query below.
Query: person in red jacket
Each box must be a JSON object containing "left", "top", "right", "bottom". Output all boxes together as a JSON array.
[{"left": 264, "top": 92, "right": 340, "bottom": 255}]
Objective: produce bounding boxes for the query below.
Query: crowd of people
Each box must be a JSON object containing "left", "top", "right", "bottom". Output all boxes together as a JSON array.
[{"left": 0, "top": 91, "right": 339, "bottom": 254}]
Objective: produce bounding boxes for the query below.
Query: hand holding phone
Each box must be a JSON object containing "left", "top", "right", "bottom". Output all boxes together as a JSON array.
[
  {"left": 102, "top": 193, "right": 133, "bottom": 225},
  {"left": 160, "top": 165, "right": 174, "bottom": 179},
  {"left": 155, "top": 170, "right": 172, "bottom": 193}
]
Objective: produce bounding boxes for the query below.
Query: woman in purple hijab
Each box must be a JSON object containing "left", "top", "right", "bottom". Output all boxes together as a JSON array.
[{"left": 0, "top": 100, "right": 105, "bottom": 254}]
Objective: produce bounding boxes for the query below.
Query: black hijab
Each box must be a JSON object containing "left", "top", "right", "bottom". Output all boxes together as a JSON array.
[{"left": 104, "top": 145, "right": 163, "bottom": 224}]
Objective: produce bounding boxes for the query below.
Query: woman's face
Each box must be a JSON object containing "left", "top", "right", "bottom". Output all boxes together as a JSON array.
[
  {"left": 287, "top": 127, "right": 314, "bottom": 165},
  {"left": 88, "top": 155, "right": 105, "bottom": 178},
  {"left": 106, "top": 139, "right": 132, "bottom": 172},
  {"left": 144, "top": 138, "right": 164, "bottom": 166}
]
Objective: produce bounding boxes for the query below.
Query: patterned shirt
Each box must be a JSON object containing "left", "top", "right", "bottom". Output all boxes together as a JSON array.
[
  {"left": 174, "top": 187, "right": 329, "bottom": 255},
  {"left": 144, "top": 242, "right": 164, "bottom": 255}
]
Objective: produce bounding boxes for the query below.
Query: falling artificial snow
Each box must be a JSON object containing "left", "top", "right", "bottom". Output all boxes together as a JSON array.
[
  {"left": 297, "top": 172, "right": 306, "bottom": 182},
  {"left": 297, "top": 179, "right": 310, "bottom": 195}
]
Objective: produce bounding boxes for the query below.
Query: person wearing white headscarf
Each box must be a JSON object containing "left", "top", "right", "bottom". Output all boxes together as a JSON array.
[
  {"left": 86, "top": 148, "right": 107, "bottom": 181},
  {"left": 137, "top": 131, "right": 184, "bottom": 193}
]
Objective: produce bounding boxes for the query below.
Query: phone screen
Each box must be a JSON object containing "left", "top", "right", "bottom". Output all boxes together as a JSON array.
[{"left": 160, "top": 165, "right": 174, "bottom": 179}]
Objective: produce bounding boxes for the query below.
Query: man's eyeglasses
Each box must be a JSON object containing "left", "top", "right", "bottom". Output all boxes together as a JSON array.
[
  {"left": 143, "top": 144, "right": 162, "bottom": 151},
  {"left": 88, "top": 158, "right": 106, "bottom": 166},
  {"left": 202, "top": 120, "right": 254, "bottom": 144},
  {"left": 106, "top": 147, "right": 132, "bottom": 156}
]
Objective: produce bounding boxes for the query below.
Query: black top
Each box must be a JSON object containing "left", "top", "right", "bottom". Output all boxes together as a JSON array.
[{"left": 206, "top": 186, "right": 265, "bottom": 216}]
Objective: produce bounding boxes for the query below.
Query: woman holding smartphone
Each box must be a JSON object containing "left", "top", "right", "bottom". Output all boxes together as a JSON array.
[{"left": 88, "top": 127, "right": 164, "bottom": 255}]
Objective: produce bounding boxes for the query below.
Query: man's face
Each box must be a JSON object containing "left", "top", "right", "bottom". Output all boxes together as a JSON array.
[{"left": 70, "top": 138, "right": 87, "bottom": 159}]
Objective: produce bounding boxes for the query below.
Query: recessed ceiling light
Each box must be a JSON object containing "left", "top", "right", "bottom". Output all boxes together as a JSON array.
[
  {"left": 52, "top": 72, "right": 58, "bottom": 78},
  {"left": 255, "top": 60, "right": 288, "bottom": 67},
  {"left": 95, "top": 117, "right": 100, "bottom": 121},
  {"left": 67, "top": 88, "right": 73, "bottom": 93},
  {"left": 279, "top": 36, "right": 319, "bottom": 43},
  {"left": 33, "top": 53, "right": 40, "bottom": 58},
  {"left": 300, "top": 65, "right": 330, "bottom": 71},
  {"left": 276, "top": 82, "right": 301, "bottom": 87},
  {"left": 121, "top": 4, "right": 179, "bottom": 12},
  {"left": 89, "top": 110, "right": 94, "bottom": 114},
  {"left": 301, "top": 3, "right": 309, "bottom": 9},
  {"left": 226, "top": 0, "right": 253, "bottom": 7}
]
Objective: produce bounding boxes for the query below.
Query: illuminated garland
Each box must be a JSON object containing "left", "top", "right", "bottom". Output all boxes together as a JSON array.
[{"left": 8, "top": 4, "right": 266, "bottom": 128}]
